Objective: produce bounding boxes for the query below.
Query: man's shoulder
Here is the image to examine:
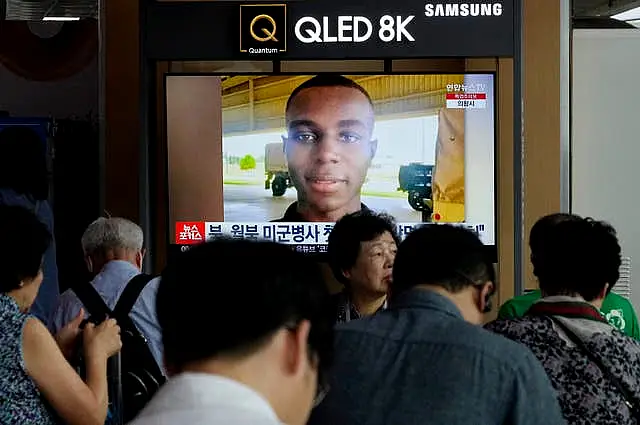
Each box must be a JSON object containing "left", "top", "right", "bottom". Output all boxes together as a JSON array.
[
  {"left": 56, "top": 288, "right": 82, "bottom": 312},
  {"left": 51, "top": 288, "right": 84, "bottom": 331},
  {"left": 59, "top": 287, "right": 79, "bottom": 300},
  {"left": 138, "top": 276, "right": 161, "bottom": 298},
  {"left": 428, "top": 316, "right": 530, "bottom": 358},
  {"left": 507, "top": 290, "right": 542, "bottom": 303},
  {"left": 336, "top": 311, "right": 538, "bottom": 368},
  {"left": 499, "top": 290, "right": 540, "bottom": 316},
  {"left": 271, "top": 202, "right": 299, "bottom": 222},
  {"left": 603, "top": 292, "right": 634, "bottom": 311}
]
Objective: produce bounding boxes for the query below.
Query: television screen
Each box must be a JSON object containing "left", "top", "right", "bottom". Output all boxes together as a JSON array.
[{"left": 167, "top": 73, "right": 495, "bottom": 254}]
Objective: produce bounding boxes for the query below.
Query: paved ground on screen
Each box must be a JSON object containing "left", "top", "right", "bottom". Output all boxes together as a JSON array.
[{"left": 223, "top": 184, "right": 421, "bottom": 222}]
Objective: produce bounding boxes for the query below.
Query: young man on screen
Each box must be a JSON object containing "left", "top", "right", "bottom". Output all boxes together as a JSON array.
[{"left": 273, "top": 75, "right": 377, "bottom": 222}]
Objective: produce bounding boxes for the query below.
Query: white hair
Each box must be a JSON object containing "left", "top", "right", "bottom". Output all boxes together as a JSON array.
[{"left": 81, "top": 217, "right": 144, "bottom": 256}]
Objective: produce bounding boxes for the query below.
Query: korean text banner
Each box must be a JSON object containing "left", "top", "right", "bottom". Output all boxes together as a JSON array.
[{"left": 176, "top": 221, "right": 488, "bottom": 250}]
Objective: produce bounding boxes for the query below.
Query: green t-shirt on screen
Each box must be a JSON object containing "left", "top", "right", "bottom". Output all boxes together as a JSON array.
[{"left": 498, "top": 289, "right": 640, "bottom": 339}]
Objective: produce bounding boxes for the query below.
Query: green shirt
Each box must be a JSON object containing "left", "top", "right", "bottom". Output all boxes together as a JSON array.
[{"left": 498, "top": 289, "right": 640, "bottom": 339}]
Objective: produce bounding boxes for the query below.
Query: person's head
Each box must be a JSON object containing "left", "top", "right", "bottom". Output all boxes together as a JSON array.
[
  {"left": 0, "top": 126, "right": 49, "bottom": 200},
  {"left": 533, "top": 218, "right": 621, "bottom": 305},
  {"left": 392, "top": 224, "right": 495, "bottom": 324},
  {"left": 158, "top": 238, "right": 334, "bottom": 425},
  {"left": 0, "top": 205, "right": 51, "bottom": 311},
  {"left": 529, "top": 212, "right": 583, "bottom": 267},
  {"left": 328, "top": 210, "right": 399, "bottom": 298},
  {"left": 283, "top": 75, "right": 377, "bottom": 220},
  {"left": 81, "top": 217, "right": 145, "bottom": 275}
]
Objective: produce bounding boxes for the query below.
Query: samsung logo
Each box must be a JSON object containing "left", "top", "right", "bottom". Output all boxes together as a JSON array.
[{"left": 424, "top": 2, "right": 503, "bottom": 17}]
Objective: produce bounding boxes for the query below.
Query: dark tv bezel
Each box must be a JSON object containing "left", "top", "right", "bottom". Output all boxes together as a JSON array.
[{"left": 163, "top": 71, "right": 498, "bottom": 263}]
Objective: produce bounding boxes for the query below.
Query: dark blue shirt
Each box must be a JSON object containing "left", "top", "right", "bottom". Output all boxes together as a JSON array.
[
  {"left": 309, "top": 289, "right": 566, "bottom": 425},
  {"left": 0, "top": 189, "right": 58, "bottom": 330}
]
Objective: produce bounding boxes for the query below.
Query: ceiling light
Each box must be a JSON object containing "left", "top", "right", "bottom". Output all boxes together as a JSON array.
[{"left": 42, "top": 16, "right": 80, "bottom": 21}]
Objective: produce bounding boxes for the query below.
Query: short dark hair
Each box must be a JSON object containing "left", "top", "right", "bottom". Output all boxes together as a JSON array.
[
  {"left": 392, "top": 224, "right": 495, "bottom": 295},
  {"left": 0, "top": 126, "right": 49, "bottom": 200},
  {"left": 0, "top": 205, "right": 51, "bottom": 292},
  {"left": 529, "top": 213, "right": 582, "bottom": 255},
  {"left": 530, "top": 213, "right": 582, "bottom": 282},
  {"left": 535, "top": 219, "right": 621, "bottom": 301},
  {"left": 157, "top": 238, "right": 334, "bottom": 372},
  {"left": 327, "top": 210, "right": 399, "bottom": 285},
  {"left": 285, "top": 75, "right": 374, "bottom": 114}
]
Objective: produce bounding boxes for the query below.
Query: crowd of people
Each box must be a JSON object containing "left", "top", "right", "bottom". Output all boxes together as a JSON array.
[
  {"left": 1, "top": 200, "right": 640, "bottom": 425},
  {"left": 2, "top": 76, "right": 640, "bottom": 425}
]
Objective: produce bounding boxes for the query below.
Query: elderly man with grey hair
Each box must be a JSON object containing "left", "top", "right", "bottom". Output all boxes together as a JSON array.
[{"left": 52, "top": 217, "right": 163, "bottom": 369}]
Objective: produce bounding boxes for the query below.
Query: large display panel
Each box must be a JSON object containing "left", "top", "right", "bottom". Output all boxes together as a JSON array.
[{"left": 168, "top": 73, "right": 495, "bottom": 252}]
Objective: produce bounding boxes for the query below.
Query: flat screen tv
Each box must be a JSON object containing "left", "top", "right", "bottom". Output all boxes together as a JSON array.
[{"left": 166, "top": 73, "right": 496, "bottom": 257}]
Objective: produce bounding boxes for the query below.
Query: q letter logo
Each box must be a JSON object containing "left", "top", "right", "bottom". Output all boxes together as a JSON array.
[{"left": 240, "top": 4, "right": 287, "bottom": 54}]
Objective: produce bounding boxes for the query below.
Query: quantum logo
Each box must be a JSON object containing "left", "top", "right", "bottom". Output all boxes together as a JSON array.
[
  {"left": 250, "top": 14, "right": 279, "bottom": 42},
  {"left": 240, "top": 4, "right": 287, "bottom": 54}
]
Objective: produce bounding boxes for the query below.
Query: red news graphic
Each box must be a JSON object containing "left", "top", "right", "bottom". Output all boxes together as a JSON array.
[
  {"left": 445, "top": 92, "right": 487, "bottom": 109},
  {"left": 445, "top": 93, "right": 487, "bottom": 100},
  {"left": 175, "top": 221, "right": 205, "bottom": 245}
]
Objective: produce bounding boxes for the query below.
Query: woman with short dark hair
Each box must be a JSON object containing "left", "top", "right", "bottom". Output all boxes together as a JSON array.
[
  {"left": 327, "top": 210, "right": 400, "bottom": 323},
  {"left": 0, "top": 205, "right": 122, "bottom": 425},
  {"left": 487, "top": 216, "right": 640, "bottom": 425}
]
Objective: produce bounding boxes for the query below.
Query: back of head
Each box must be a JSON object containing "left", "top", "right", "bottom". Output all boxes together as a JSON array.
[
  {"left": 158, "top": 238, "right": 334, "bottom": 371},
  {"left": 0, "top": 126, "right": 48, "bottom": 200},
  {"left": 392, "top": 224, "right": 494, "bottom": 295},
  {"left": 529, "top": 213, "right": 582, "bottom": 254},
  {"left": 0, "top": 205, "right": 51, "bottom": 293},
  {"left": 535, "top": 218, "right": 621, "bottom": 301},
  {"left": 286, "top": 75, "right": 373, "bottom": 113},
  {"left": 328, "top": 210, "right": 399, "bottom": 284},
  {"left": 81, "top": 217, "right": 144, "bottom": 258}
]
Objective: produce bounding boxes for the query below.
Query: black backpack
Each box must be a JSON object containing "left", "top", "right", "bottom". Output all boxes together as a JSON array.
[{"left": 73, "top": 274, "right": 166, "bottom": 423}]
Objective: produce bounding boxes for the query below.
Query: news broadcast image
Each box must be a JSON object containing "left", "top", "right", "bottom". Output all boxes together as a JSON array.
[{"left": 168, "top": 74, "right": 495, "bottom": 249}]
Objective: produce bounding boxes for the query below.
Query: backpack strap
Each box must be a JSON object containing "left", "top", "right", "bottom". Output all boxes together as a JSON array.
[
  {"left": 72, "top": 281, "right": 113, "bottom": 322},
  {"left": 112, "top": 274, "right": 154, "bottom": 319}
]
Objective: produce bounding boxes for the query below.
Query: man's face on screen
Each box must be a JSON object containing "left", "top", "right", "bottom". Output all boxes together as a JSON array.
[{"left": 283, "top": 85, "right": 376, "bottom": 219}]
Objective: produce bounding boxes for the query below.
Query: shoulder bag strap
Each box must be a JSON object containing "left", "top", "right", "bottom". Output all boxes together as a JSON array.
[
  {"left": 550, "top": 316, "right": 640, "bottom": 420},
  {"left": 111, "top": 273, "right": 165, "bottom": 380},
  {"left": 72, "top": 282, "right": 113, "bottom": 321},
  {"left": 112, "top": 274, "right": 154, "bottom": 319}
]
